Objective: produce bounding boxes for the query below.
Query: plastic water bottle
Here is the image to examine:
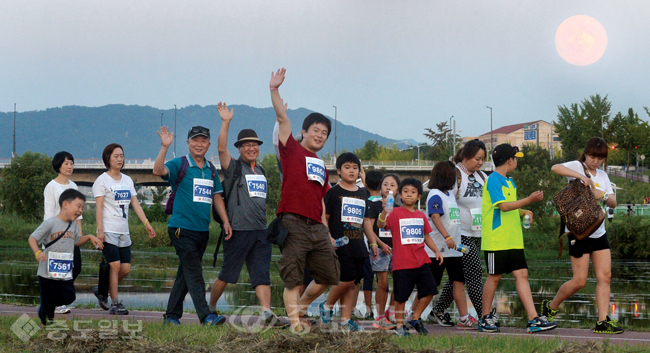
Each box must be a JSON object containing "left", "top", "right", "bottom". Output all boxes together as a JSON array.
[
  {"left": 335, "top": 236, "right": 349, "bottom": 248},
  {"left": 523, "top": 211, "right": 532, "bottom": 229},
  {"left": 457, "top": 244, "right": 470, "bottom": 253},
  {"left": 385, "top": 191, "right": 394, "bottom": 213}
]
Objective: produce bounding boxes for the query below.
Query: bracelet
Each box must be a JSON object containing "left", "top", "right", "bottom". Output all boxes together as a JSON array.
[
  {"left": 144, "top": 220, "right": 149, "bottom": 227},
  {"left": 378, "top": 213, "right": 387, "bottom": 222},
  {"left": 369, "top": 243, "right": 378, "bottom": 247},
  {"left": 35, "top": 250, "right": 42, "bottom": 260},
  {"left": 270, "top": 87, "right": 278, "bottom": 91}
]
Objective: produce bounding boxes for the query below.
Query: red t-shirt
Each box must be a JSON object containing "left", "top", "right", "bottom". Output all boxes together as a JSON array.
[
  {"left": 385, "top": 207, "right": 433, "bottom": 271},
  {"left": 278, "top": 135, "right": 330, "bottom": 223}
]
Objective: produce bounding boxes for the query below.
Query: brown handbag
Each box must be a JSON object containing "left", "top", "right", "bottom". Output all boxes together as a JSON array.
[{"left": 553, "top": 164, "right": 605, "bottom": 257}]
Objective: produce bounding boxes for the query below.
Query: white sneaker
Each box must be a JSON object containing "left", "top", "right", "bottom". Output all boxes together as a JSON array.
[
  {"left": 55, "top": 305, "right": 71, "bottom": 314},
  {"left": 352, "top": 308, "right": 364, "bottom": 319},
  {"left": 457, "top": 315, "right": 478, "bottom": 330}
]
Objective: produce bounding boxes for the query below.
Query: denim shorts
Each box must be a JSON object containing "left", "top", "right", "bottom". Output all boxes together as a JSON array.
[{"left": 371, "top": 251, "right": 392, "bottom": 272}]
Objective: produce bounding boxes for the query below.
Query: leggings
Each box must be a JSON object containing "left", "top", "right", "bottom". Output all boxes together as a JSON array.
[{"left": 434, "top": 236, "right": 483, "bottom": 316}]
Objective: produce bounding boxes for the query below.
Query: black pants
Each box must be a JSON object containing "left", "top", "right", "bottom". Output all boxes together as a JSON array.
[
  {"left": 73, "top": 245, "right": 82, "bottom": 280},
  {"left": 38, "top": 276, "right": 76, "bottom": 325}
]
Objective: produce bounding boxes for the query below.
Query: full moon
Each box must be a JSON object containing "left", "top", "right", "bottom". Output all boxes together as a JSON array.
[{"left": 555, "top": 15, "right": 607, "bottom": 66}]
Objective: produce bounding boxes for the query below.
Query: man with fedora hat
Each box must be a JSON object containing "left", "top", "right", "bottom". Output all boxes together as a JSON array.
[
  {"left": 207, "top": 102, "right": 280, "bottom": 325},
  {"left": 153, "top": 124, "right": 231, "bottom": 326}
]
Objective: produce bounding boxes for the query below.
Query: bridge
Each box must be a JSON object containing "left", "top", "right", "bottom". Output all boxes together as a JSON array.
[{"left": 0, "top": 158, "right": 446, "bottom": 186}]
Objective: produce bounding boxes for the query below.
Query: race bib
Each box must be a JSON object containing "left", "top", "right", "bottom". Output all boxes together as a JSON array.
[
  {"left": 399, "top": 218, "right": 424, "bottom": 245},
  {"left": 111, "top": 185, "right": 132, "bottom": 206},
  {"left": 379, "top": 228, "right": 392, "bottom": 239},
  {"left": 305, "top": 157, "right": 326, "bottom": 186},
  {"left": 470, "top": 208, "right": 482, "bottom": 231},
  {"left": 193, "top": 178, "right": 214, "bottom": 204},
  {"left": 245, "top": 175, "right": 267, "bottom": 198},
  {"left": 341, "top": 197, "right": 365, "bottom": 225},
  {"left": 48, "top": 251, "right": 73, "bottom": 279},
  {"left": 449, "top": 201, "right": 461, "bottom": 225}
]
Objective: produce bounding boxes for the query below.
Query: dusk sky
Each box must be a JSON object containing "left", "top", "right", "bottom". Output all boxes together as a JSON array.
[{"left": 2, "top": 1, "right": 649, "bottom": 142}]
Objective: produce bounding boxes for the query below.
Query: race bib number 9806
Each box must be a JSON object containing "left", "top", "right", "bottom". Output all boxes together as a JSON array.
[
  {"left": 399, "top": 218, "right": 425, "bottom": 245},
  {"left": 48, "top": 251, "right": 74, "bottom": 279},
  {"left": 245, "top": 175, "right": 267, "bottom": 198},
  {"left": 341, "top": 197, "right": 365, "bottom": 224},
  {"left": 305, "top": 157, "right": 326, "bottom": 186},
  {"left": 193, "top": 178, "right": 214, "bottom": 204}
]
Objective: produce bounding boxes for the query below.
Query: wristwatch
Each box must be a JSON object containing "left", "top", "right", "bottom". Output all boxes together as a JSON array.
[{"left": 601, "top": 191, "right": 609, "bottom": 201}]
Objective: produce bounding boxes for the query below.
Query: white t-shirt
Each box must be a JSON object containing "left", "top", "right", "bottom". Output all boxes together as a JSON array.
[
  {"left": 426, "top": 189, "right": 462, "bottom": 258},
  {"left": 92, "top": 172, "right": 137, "bottom": 234},
  {"left": 451, "top": 166, "right": 486, "bottom": 238},
  {"left": 44, "top": 179, "right": 83, "bottom": 221},
  {"left": 561, "top": 160, "right": 613, "bottom": 239}
]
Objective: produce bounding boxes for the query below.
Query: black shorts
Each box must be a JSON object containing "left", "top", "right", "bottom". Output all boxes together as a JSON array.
[
  {"left": 569, "top": 233, "right": 611, "bottom": 258},
  {"left": 102, "top": 243, "right": 132, "bottom": 264},
  {"left": 218, "top": 230, "right": 272, "bottom": 288},
  {"left": 362, "top": 255, "right": 373, "bottom": 291},
  {"left": 484, "top": 249, "right": 527, "bottom": 275},
  {"left": 339, "top": 255, "right": 366, "bottom": 284},
  {"left": 393, "top": 265, "right": 438, "bottom": 303},
  {"left": 429, "top": 256, "right": 464, "bottom": 285}
]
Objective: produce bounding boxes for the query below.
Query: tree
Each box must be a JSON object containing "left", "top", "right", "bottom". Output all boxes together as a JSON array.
[
  {"left": 353, "top": 140, "right": 380, "bottom": 160},
  {"left": 0, "top": 152, "right": 57, "bottom": 220},
  {"left": 423, "top": 121, "right": 462, "bottom": 161},
  {"left": 607, "top": 108, "right": 650, "bottom": 167},
  {"left": 555, "top": 94, "right": 612, "bottom": 160},
  {"left": 260, "top": 154, "right": 282, "bottom": 219}
]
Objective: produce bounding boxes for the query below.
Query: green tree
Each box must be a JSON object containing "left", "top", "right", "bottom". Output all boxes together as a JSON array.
[
  {"left": 260, "top": 153, "right": 282, "bottom": 219},
  {"left": 0, "top": 152, "right": 57, "bottom": 220},
  {"left": 555, "top": 94, "right": 612, "bottom": 160},
  {"left": 607, "top": 108, "right": 650, "bottom": 167},
  {"left": 423, "top": 121, "right": 462, "bottom": 161},
  {"left": 353, "top": 140, "right": 380, "bottom": 160}
]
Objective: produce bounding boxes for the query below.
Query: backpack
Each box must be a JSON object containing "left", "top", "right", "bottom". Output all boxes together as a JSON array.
[
  {"left": 211, "top": 159, "right": 266, "bottom": 224},
  {"left": 553, "top": 163, "right": 605, "bottom": 257},
  {"left": 164, "top": 156, "right": 217, "bottom": 217},
  {"left": 456, "top": 168, "right": 486, "bottom": 198}
]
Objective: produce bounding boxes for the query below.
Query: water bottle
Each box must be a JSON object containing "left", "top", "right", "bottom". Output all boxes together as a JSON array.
[
  {"left": 456, "top": 244, "right": 470, "bottom": 253},
  {"left": 335, "top": 236, "right": 349, "bottom": 248},
  {"left": 523, "top": 211, "right": 532, "bottom": 229},
  {"left": 385, "top": 191, "right": 394, "bottom": 213}
]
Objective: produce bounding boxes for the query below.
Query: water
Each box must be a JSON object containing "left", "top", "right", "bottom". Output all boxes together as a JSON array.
[{"left": 1, "top": 247, "right": 648, "bottom": 328}]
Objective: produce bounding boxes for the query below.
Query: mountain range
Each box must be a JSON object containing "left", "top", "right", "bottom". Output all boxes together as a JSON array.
[{"left": 0, "top": 104, "right": 419, "bottom": 159}]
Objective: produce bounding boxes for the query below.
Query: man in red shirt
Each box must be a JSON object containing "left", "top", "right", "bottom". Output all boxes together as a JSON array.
[{"left": 269, "top": 68, "right": 340, "bottom": 332}]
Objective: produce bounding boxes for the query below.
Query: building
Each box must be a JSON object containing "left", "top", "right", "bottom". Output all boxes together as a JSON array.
[{"left": 476, "top": 120, "right": 560, "bottom": 154}]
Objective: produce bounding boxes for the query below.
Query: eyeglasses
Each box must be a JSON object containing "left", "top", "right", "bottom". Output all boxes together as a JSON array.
[
  {"left": 240, "top": 142, "right": 259, "bottom": 149},
  {"left": 189, "top": 126, "right": 210, "bottom": 135},
  {"left": 467, "top": 174, "right": 481, "bottom": 188}
]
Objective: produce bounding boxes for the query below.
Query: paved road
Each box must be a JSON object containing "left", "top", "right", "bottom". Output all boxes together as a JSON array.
[{"left": 2, "top": 304, "right": 649, "bottom": 347}]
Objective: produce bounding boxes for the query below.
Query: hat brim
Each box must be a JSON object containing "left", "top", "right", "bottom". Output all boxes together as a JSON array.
[
  {"left": 188, "top": 133, "right": 210, "bottom": 140},
  {"left": 234, "top": 138, "right": 264, "bottom": 148}
]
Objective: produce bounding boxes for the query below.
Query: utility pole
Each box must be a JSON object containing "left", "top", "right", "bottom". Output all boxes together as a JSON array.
[
  {"left": 13, "top": 103, "right": 16, "bottom": 158},
  {"left": 174, "top": 105, "right": 177, "bottom": 157},
  {"left": 449, "top": 115, "right": 455, "bottom": 160},
  {"left": 333, "top": 105, "right": 337, "bottom": 156},
  {"left": 160, "top": 112, "right": 164, "bottom": 127},
  {"left": 486, "top": 106, "right": 493, "bottom": 157}
]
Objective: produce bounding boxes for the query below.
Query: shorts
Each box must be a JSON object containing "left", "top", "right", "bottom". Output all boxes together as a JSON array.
[
  {"left": 104, "top": 232, "right": 132, "bottom": 247},
  {"left": 279, "top": 213, "right": 340, "bottom": 289},
  {"left": 429, "top": 256, "right": 464, "bottom": 285},
  {"left": 362, "top": 255, "right": 373, "bottom": 291},
  {"left": 339, "top": 254, "right": 366, "bottom": 284},
  {"left": 102, "top": 243, "right": 132, "bottom": 264},
  {"left": 393, "top": 265, "right": 438, "bottom": 303},
  {"left": 218, "top": 229, "right": 272, "bottom": 288},
  {"left": 569, "top": 233, "right": 611, "bottom": 258},
  {"left": 484, "top": 249, "right": 527, "bottom": 275},
  {"left": 371, "top": 251, "right": 392, "bottom": 272}
]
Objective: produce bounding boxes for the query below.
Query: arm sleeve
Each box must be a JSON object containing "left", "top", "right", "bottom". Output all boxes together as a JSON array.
[
  {"left": 43, "top": 184, "right": 57, "bottom": 221},
  {"left": 30, "top": 220, "right": 52, "bottom": 245},
  {"left": 427, "top": 195, "right": 444, "bottom": 216},
  {"left": 486, "top": 177, "right": 506, "bottom": 206},
  {"left": 128, "top": 177, "right": 137, "bottom": 195},
  {"left": 92, "top": 177, "right": 106, "bottom": 198},
  {"left": 163, "top": 159, "right": 179, "bottom": 183},
  {"left": 561, "top": 160, "right": 585, "bottom": 180}
]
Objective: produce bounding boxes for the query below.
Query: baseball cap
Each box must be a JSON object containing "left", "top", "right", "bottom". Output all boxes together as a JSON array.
[
  {"left": 234, "top": 129, "right": 263, "bottom": 148},
  {"left": 492, "top": 143, "right": 524, "bottom": 165},
  {"left": 187, "top": 126, "right": 210, "bottom": 140}
]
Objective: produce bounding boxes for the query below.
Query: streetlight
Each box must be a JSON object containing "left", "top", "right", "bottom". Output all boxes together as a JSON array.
[
  {"left": 12, "top": 103, "right": 16, "bottom": 158},
  {"left": 160, "top": 112, "right": 164, "bottom": 127},
  {"left": 449, "top": 115, "right": 455, "bottom": 160},
  {"left": 486, "top": 106, "right": 493, "bottom": 157},
  {"left": 333, "top": 106, "right": 338, "bottom": 156},
  {"left": 174, "top": 104, "right": 177, "bottom": 157}
]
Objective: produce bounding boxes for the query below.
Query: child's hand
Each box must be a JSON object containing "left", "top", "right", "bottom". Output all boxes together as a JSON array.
[
  {"left": 444, "top": 237, "right": 456, "bottom": 250},
  {"left": 370, "top": 245, "right": 379, "bottom": 259},
  {"left": 528, "top": 191, "right": 544, "bottom": 203},
  {"left": 435, "top": 251, "right": 444, "bottom": 265},
  {"left": 382, "top": 245, "right": 392, "bottom": 255},
  {"left": 90, "top": 236, "right": 104, "bottom": 250}
]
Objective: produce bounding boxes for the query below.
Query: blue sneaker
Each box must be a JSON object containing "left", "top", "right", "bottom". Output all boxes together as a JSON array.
[
  {"left": 394, "top": 325, "right": 410, "bottom": 337},
  {"left": 341, "top": 319, "right": 364, "bottom": 332},
  {"left": 477, "top": 314, "right": 499, "bottom": 333},
  {"left": 164, "top": 316, "right": 181, "bottom": 325},
  {"left": 527, "top": 316, "right": 557, "bottom": 333},
  {"left": 319, "top": 302, "right": 333, "bottom": 324},
  {"left": 407, "top": 319, "right": 429, "bottom": 335},
  {"left": 204, "top": 313, "right": 226, "bottom": 326}
]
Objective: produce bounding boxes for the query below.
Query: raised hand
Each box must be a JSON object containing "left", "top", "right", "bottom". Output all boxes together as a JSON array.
[
  {"left": 158, "top": 126, "right": 174, "bottom": 148},
  {"left": 217, "top": 102, "right": 234, "bottom": 122},
  {"left": 529, "top": 190, "right": 544, "bottom": 203},
  {"left": 270, "top": 68, "right": 286, "bottom": 89}
]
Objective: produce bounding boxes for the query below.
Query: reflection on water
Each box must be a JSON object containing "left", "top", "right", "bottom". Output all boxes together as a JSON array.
[{"left": 1, "top": 247, "right": 648, "bottom": 328}]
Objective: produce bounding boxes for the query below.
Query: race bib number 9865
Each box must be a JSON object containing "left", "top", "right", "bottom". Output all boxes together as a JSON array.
[
  {"left": 305, "top": 157, "right": 326, "bottom": 186},
  {"left": 399, "top": 218, "right": 425, "bottom": 245}
]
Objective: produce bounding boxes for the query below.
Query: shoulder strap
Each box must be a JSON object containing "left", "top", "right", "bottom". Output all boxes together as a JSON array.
[
  {"left": 174, "top": 156, "right": 190, "bottom": 191},
  {"left": 476, "top": 170, "right": 486, "bottom": 182},
  {"left": 44, "top": 221, "right": 73, "bottom": 249},
  {"left": 455, "top": 168, "right": 462, "bottom": 198}
]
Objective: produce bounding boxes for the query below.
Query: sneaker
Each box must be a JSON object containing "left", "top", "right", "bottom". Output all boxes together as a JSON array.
[
  {"left": 594, "top": 316, "right": 624, "bottom": 334},
  {"left": 429, "top": 310, "right": 455, "bottom": 327},
  {"left": 406, "top": 319, "right": 429, "bottom": 335},
  {"left": 394, "top": 325, "right": 410, "bottom": 337},
  {"left": 319, "top": 302, "right": 333, "bottom": 324},
  {"left": 385, "top": 309, "right": 396, "bottom": 324},
  {"left": 55, "top": 305, "right": 71, "bottom": 314},
  {"left": 457, "top": 316, "right": 478, "bottom": 330},
  {"left": 204, "top": 313, "right": 226, "bottom": 326},
  {"left": 477, "top": 314, "right": 500, "bottom": 333},
  {"left": 363, "top": 311, "right": 374, "bottom": 321},
  {"left": 164, "top": 316, "right": 181, "bottom": 325},
  {"left": 373, "top": 315, "right": 397, "bottom": 330},
  {"left": 490, "top": 308, "right": 501, "bottom": 327},
  {"left": 404, "top": 309, "right": 413, "bottom": 321},
  {"left": 108, "top": 301, "right": 129, "bottom": 315},
  {"left": 541, "top": 299, "right": 558, "bottom": 322},
  {"left": 93, "top": 287, "right": 110, "bottom": 311},
  {"left": 262, "top": 310, "right": 289, "bottom": 327},
  {"left": 351, "top": 308, "right": 364, "bottom": 320},
  {"left": 341, "top": 319, "right": 364, "bottom": 332},
  {"left": 527, "top": 316, "right": 557, "bottom": 333}
]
